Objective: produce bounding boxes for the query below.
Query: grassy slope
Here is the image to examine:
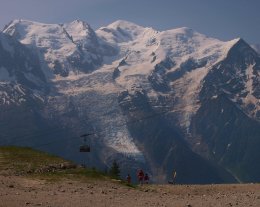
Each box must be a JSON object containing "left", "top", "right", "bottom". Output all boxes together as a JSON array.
[{"left": 0, "top": 146, "right": 107, "bottom": 181}]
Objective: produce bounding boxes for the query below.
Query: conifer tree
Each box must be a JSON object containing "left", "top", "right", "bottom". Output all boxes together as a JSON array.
[{"left": 109, "top": 160, "right": 120, "bottom": 178}]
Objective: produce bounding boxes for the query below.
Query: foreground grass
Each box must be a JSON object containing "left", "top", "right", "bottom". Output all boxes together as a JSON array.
[
  {"left": 0, "top": 146, "right": 107, "bottom": 181},
  {"left": 0, "top": 146, "right": 141, "bottom": 188}
]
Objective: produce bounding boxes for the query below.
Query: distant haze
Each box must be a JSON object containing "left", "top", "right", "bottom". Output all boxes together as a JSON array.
[{"left": 0, "top": 0, "right": 260, "bottom": 44}]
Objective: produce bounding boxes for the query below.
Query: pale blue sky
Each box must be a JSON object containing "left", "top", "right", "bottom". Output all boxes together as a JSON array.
[{"left": 1, "top": 0, "right": 259, "bottom": 43}]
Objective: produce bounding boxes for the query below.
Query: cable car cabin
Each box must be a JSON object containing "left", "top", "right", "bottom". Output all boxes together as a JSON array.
[{"left": 79, "top": 145, "right": 90, "bottom": 152}]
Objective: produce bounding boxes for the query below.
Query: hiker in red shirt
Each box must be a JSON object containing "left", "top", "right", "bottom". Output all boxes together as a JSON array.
[{"left": 137, "top": 169, "right": 144, "bottom": 185}]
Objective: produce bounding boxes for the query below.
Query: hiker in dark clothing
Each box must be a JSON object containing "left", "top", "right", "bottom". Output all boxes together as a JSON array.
[
  {"left": 126, "top": 174, "right": 131, "bottom": 184},
  {"left": 144, "top": 173, "right": 149, "bottom": 184}
]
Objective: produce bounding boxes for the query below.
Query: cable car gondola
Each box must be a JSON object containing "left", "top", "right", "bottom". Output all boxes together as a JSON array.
[
  {"left": 79, "top": 133, "right": 93, "bottom": 153},
  {"left": 79, "top": 145, "right": 90, "bottom": 152}
]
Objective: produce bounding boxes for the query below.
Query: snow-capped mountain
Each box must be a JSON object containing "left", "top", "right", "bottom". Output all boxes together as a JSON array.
[
  {"left": 3, "top": 19, "right": 117, "bottom": 77},
  {"left": 1, "top": 19, "right": 260, "bottom": 183},
  {"left": 0, "top": 32, "right": 47, "bottom": 105}
]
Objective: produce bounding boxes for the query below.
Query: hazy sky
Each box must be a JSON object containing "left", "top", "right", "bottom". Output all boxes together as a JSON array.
[{"left": 0, "top": 0, "right": 259, "bottom": 44}]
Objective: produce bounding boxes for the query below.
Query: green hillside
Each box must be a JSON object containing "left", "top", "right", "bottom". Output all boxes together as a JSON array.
[{"left": 0, "top": 146, "right": 107, "bottom": 181}]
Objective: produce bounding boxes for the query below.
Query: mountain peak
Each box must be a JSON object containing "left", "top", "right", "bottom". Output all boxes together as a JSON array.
[
  {"left": 4, "top": 19, "right": 54, "bottom": 30},
  {"left": 225, "top": 37, "right": 242, "bottom": 47},
  {"left": 172, "top": 26, "right": 194, "bottom": 33},
  {"left": 66, "top": 19, "right": 91, "bottom": 29},
  {"left": 4, "top": 19, "right": 95, "bottom": 40},
  {"left": 7, "top": 19, "right": 35, "bottom": 25},
  {"left": 107, "top": 20, "right": 144, "bottom": 30},
  {"left": 3, "top": 19, "right": 65, "bottom": 41},
  {"left": 226, "top": 37, "right": 259, "bottom": 56},
  {"left": 63, "top": 19, "right": 96, "bottom": 43},
  {"left": 96, "top": 20, "right": 146, "bottom": 44}
]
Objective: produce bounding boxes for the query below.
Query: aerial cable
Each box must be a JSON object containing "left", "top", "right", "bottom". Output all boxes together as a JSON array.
[{"left": 7, "top": 108, "right": 172, "bottom": 150}]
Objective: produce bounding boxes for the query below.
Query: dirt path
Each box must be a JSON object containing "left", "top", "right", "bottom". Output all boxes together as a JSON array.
[{"left": 1, "top": 175, "right": 260, "bottom": 207}]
